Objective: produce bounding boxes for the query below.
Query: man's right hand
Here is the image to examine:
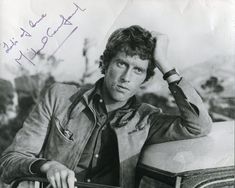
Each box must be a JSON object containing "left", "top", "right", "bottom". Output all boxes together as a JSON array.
[{"left": 40, "top": 161, "right": 76, "bottom": 188}]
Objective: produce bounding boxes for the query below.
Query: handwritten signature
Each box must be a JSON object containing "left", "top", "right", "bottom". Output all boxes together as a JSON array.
[
  {"left": 3, "top": 15, "right": 46, "bottom": 54},
  {"left": 29, "top": 14, "right": 47, "bottom": 28},
  {"left": 2, "top": 2, "right": 86, "bottom": 65}
]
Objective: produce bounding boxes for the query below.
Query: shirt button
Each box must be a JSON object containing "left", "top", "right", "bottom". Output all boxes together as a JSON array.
[
  {"left": 86, "top": 179, "right": 91, "bottom": 183},
  {"left": 99, "top": 99, "right": 103, "bottom": 103},
  {"left": 95, "top": 154, "right": 99, "bottom": 158}
]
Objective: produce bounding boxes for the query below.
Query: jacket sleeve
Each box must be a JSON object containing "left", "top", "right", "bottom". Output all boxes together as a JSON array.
[
  {"left": 0, "top": 84, "right": 57, "bottom": 184},
  {"left": 146, "top": 77, "right": 212, "bottom": 145}
]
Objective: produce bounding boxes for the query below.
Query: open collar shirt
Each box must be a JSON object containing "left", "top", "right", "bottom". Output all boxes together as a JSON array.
[{"left": 75, "top": 78, "right": 138, "bottom": 186}]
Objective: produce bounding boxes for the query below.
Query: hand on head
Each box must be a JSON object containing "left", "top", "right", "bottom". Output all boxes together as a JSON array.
[{"left": 151, "top": 32, "right": 174, "bottom": 74}]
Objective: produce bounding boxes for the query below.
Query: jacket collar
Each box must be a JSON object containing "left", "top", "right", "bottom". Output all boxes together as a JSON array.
[{"left": 69, "top": 77, "right": 141, "bottom": 112}]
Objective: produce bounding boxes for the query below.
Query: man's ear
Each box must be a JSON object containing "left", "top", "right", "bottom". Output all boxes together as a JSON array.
[
  {"left": 103, "top": 64, "right": 107, "bottom": 74},
  {"left": 100, "top": 62, "right": 107, "bottom": 75}
]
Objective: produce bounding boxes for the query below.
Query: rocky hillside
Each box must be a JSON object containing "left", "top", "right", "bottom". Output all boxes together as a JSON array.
[{"left": 182, "top": 55, "right": 235, "bottom": 98}]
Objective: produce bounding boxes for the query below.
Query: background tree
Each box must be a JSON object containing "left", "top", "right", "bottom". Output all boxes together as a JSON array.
[
  {"left": 80, "top": 38, "right": 99, "bottom": 85},
  {"left": 0, "top": 79, "right": 14, "bottom": 126},
  {"left": 201, "top": 76, "right": 224, "bottom": 94},
  {"left": 200, "top": 76, "right": 234, "bottom": 121}
]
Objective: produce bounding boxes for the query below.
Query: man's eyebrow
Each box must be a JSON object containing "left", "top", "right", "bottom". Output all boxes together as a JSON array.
[
  {"left": 116, "top": 59, "right": 126, "bottom": 63},
  {"left": 116, "top": 59, "right": 129, "bottom": 65},
  {"left": 135, "top": 65, "right": 147, "bottom": 71}
]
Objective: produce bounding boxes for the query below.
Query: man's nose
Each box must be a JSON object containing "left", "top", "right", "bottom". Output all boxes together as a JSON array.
[{"left": 121, "top": 69, "right": 131, "bottom": 82}]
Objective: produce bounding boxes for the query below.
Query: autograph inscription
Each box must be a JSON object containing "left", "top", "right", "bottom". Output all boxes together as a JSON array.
[
  {"left": 1, "top": 2, "right": 86, "bottom": 65},
  {"left": 29, "top": 13, "right": 47, "bottom": 28}
]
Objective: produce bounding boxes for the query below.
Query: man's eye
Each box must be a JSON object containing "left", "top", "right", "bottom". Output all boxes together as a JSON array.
[
  {"left": 134, "top": 67, "right": 144, "bottom": 74},
  {"left": 117, "top": 61, "right": 125, "bottom": 67}
]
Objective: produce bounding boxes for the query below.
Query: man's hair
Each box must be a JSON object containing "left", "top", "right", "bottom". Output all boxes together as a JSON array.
[{"left": 99, "top": 25, "right": 156, "bottom": 81}]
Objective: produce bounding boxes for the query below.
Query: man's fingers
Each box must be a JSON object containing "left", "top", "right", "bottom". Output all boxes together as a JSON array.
[
  {"left": 150, "top": 31, "right": 171, "bottom": 73},
  {"left": 44, "top": 161, "right": 75, "bottom": 188},
  {"left": 67, "top": 171, "right": 75, "bottom": 188},
  {"left": 61, "top": 170, "right": 69, "bottom": 188},
  {"left": 151, "top": 31, "right": 169, "bottom": 47},
  {"left": 54, "top": 171, "right": 62, "bottom": 188},
  {"left": 151, "top": 31, "right": 166, "bottom": 41},
  {"left": 48, "top": 176, "right": 56, "bottom": 188},
  {"left": 47, "top": 171, "right": 74, "bottom": 188}
]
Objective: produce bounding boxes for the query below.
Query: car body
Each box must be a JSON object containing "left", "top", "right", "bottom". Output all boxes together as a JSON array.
[{"left": 137, "top": 121, "right": 234, "bottom": 188}]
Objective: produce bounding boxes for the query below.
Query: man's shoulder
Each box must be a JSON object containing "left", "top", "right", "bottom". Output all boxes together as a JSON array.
[
  {"left": 49, "top": 82, "right": 93, "bottom": 95},
  {"left": 42, "top": 82, "right": 94, "bottom": 115},
  {"left": 49, "top": 82, "right": 79, "bottom": 95},
  {"left": 45, "top": 82, "right": 93, "bottom": 104}
]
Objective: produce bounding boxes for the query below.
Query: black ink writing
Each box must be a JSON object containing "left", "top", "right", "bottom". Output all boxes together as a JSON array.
[
  {"left": 29, "top": 14, "right": 47, "bottom": 28},
  {"left": 36, "top": 36, "right": 48, "bottom": 54},
  {"left": 20, "top": 27, "right": 32, "bottom": 38},
  {"left": 1, "top": 2, "right": 86, "bottom": 66},
  {"left": 14, "top": 50, "right": 35, "bottom": 65},
  {"left": 46, "top": 15, "right": 72, "bottom": 37},
  {"left": 46, "top": 2, "right": 84, "bottom": 38},
  {"left": 64, "top": 3, "right": 86, "bottom": 23},
  {"left": 3, "top": 38, "right": 18, "bottom": 53},
  {"left": 51, "top": 26, "right": 78, "bottom": 56},
  {"left": 39, "top": 2, "right": 85, "bottom": 54},
  {"left": 27, "top": 48, "right": 38, "bottom": 60}
]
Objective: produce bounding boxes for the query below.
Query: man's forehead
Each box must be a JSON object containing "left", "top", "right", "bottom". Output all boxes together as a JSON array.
[{"left": 116, "top": 53, "right": 142, "bottom": 61}]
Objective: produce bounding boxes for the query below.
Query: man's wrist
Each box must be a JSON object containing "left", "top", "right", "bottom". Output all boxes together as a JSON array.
[
  {"left": 163, "top": 68, "right": 181, "bottom": 83},
  {"left": 40, "top": 160, "right": 60, "bottom": 173},
  {"left": 29, "top": 159, "right": 49, "bottom": 175}
]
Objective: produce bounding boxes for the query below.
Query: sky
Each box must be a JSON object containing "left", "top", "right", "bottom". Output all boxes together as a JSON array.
[{"left": 0, "top": 0, "right": 234, "bottom": 91}]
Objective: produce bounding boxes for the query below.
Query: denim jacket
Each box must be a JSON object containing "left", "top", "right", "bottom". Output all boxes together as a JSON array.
[{"left": 0, "top": 78, "right": 212, "bottom": 188}]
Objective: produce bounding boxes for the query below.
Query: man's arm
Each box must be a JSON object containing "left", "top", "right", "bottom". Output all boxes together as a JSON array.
[
  {"left": 0, "top": 84, "right": 76, "bottom": 188},
  {"left": 0, "top": 84, "right": 55, "bottom": 183},
  {"left": 146, "top": 77, "right": 212, "bottom": 144},
  {"left": 146, "top": 33, "right": 212, "bottom": 144}
]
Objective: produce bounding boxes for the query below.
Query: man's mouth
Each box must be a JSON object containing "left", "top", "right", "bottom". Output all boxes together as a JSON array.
[{"left": 116, "top": 84, "right": 129, "bottom": 91}]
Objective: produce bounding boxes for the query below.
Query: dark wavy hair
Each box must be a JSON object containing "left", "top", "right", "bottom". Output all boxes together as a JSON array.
[{"left": 99, "top": 25, "right": 156, "bottom": 81}]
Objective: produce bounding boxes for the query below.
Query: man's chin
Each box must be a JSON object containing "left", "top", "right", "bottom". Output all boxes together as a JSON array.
[{"left": 111, "top": 93, "right": 130, "bottom": 103}]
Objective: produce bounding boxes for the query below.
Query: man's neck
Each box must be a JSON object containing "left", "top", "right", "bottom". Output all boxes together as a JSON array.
[{"left": 105, "top": 101, "right": 127, "bottom": 113}]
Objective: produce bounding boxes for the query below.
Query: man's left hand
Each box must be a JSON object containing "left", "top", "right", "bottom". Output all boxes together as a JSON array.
[{"left": 151, "top": 32, "right": 174, "bottom": 74}]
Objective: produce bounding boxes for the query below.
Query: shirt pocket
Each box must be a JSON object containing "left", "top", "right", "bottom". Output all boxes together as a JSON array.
[
  {"left": 128, "top": 122, "right": 148, "bottom": 135},
  {"left": 43, "top": 117, "right": 75, "bottom": 162},
  {"left": 127, "top": 123, "right": 150, "bottom": 149},
  {"left": 53, "top": 117, "right": 74, "bottom": 143}
]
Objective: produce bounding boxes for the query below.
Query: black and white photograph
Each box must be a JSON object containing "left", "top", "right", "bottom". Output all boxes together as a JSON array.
[{"left": 0, "top": 0, "right": 234, "bottom": 188}]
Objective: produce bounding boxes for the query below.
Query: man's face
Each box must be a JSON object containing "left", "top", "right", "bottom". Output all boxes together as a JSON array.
[{"left": 103, "top": 52, "right": 148, "bottom": 103}]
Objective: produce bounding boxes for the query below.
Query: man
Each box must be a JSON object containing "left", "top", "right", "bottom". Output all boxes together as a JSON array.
[{"left": 0, "top": 25, "right": 212, "bottom": 188}]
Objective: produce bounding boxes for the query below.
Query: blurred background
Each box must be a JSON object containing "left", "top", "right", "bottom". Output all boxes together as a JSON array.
[{"left": 0, "top": 0, "right": 234, "bottom": 187}]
